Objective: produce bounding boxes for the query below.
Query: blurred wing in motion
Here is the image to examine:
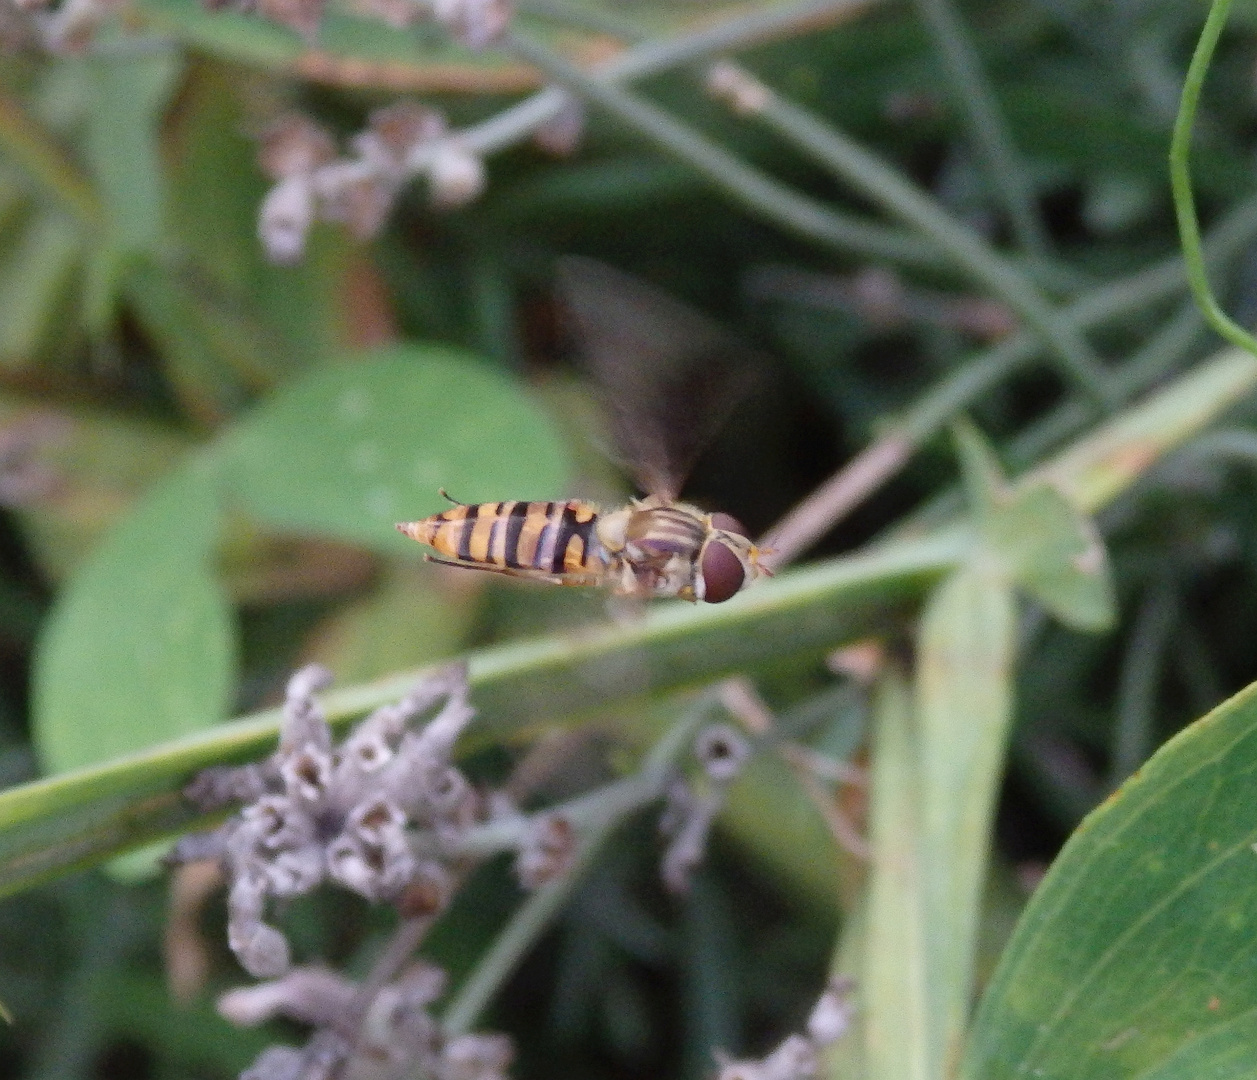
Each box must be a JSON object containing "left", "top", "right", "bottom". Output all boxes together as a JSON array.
[{"left": 556, "top": 256, "right": 762, "bottom": 501}]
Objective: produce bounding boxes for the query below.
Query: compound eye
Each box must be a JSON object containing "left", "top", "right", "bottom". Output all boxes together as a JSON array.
[
  {"left": 700, "top": 539, "right": 746, "bottom": 603},
  {"left": 709, "top": 512, "right": 749, "bottom": 538}
]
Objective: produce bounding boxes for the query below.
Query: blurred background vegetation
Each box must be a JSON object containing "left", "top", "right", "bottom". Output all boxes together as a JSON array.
[{"left": 3, "top": 0, "right": 1257, "bottom": 1074}]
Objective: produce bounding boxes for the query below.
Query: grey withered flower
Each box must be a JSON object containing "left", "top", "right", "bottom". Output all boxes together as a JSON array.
[{"left": 173, "top": 662, "right": 477, "bottom": 978}]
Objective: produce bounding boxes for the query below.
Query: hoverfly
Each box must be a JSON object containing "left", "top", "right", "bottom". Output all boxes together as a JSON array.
[{"left": 397, "top": 258, "right": 770, "bottom": 603}]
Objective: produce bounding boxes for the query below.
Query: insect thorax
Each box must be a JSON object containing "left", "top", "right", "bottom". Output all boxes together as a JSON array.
[{"left": 594, "top": 499, "right": 709, "bottom": 598}]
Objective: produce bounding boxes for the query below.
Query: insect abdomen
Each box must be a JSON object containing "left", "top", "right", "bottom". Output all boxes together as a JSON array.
[{"left": 401, "top": 500, "right": 603, "bottom": 575}]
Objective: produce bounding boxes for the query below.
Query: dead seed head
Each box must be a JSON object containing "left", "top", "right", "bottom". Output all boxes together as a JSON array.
[{"left": 257, "top": 114, "right": 337, "bottom": 181}]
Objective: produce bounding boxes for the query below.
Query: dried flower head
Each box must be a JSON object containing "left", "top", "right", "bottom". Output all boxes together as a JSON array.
[
  {"left": 361, "top": 101, "right": 447, "bottom": 176},
  {"left": 428, "top": 0, "right": 512, "bottom": 49},
  {"left": 694, "top": 723, "right": 750, "bottom": 782},
  {"left": 258, "top": 175, "right": 317, "bottom": 265},
  {"left": 427, "top": 145, "right": 487, "bottom": 209},
  {"left": 172, "top": 663, "right": 478, "bottom": 976},
  {"left": 533, "top": 98, "right": 585, "bottom": 156},
  {"left": 514, "top": 812, "right": 577, "bottom": 889},
  {"left": 706, "top": 60, "right": 771, "bottom": 116},
  {"left": 257, "top": 114, "right": 337, "bottom": 181},
  {"left": 714, "top": 978, "right": 854, "bottom": 1080}
]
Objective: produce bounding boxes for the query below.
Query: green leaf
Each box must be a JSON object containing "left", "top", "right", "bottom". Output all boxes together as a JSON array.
[
  {"left": 985, "top": 483, "right": 1115, "bottom": 632},
  {"left": 125, "top": 257, "right": 251, "bottom": 423},
  {"left": 952, "top": 417, "right": 1006, "bottom": 519},
  {"left": 164, "top": 62, "right": 352, "bottom": 369},
  {"left": 0, "top": 210, "right": 81, "bottom": 364},
  {"left": 864, "top": 666, "right": 931, "bottom": 1080},
  {"left": 962, "top": 677, "right": 1257, "bottom": 1079},
  {"left": 917, "top": 560, "right": 1016, "bottom": 1071},
  {"left": 953, "top": 419, "right": 1115, "bottom": 632},
  {"left": 83, "top": 50, "right": 181, "bottom": 256},
  {"left": 0, "top": 89, "right": 98, "bottom": 226},
  {"left": 220, "top": 345, "right": 570, "bottom": 552},
  {"left": 32, "top": 459, "right": 236, "bottom": 774}
]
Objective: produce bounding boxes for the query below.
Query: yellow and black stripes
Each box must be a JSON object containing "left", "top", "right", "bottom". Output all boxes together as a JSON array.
[{"left": 400, "top": 500, "right": 602, "bottom": 577}]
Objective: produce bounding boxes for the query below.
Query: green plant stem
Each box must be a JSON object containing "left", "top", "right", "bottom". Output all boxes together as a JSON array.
[
  {"left": 441, "top": 703, "right": 710, "bottom": 1036},
  {"left": 1170, "top": 0, "right": 1257, "bottom": 357},
  {"left": 499, "top": 29, "right": 944, "bottom": 268},
  {"left": 909, "top": 0, "right": 1048, "bottom": 256},
  {"left": 730, "top": 70, "right": 1115, "bottom": 408}
]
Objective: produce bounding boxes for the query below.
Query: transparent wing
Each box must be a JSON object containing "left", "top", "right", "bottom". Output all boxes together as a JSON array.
[{"left": 556, "top": 256, "right": 762, "bottom": 501}]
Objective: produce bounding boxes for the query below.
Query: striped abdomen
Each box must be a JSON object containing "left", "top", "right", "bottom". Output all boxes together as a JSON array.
[{"left": 399, "top": 500, "right": 603, "bottom": 576}]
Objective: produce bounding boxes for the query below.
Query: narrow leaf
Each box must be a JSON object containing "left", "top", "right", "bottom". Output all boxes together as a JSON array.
[
  {"left": 864, "top": 666, "right": 932, "bottom": 1080},
  {"left": 0, "top": 89, "right": 98, "bottom": 226},
  {"left": 84, "top": 50, "right": 181, "bottom": 255},
  {"left": 0, "top": 210, "right": 81, "bottom": 364},
  {"left": 917, "top": 559, "right": 1016, "bottom": 1071}
]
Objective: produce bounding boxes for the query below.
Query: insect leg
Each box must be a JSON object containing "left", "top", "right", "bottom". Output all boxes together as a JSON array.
[{"left": 438, "top": 488, "right": 468, "bottom": 507}]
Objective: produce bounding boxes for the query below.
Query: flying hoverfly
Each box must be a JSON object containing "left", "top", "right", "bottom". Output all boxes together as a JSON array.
[{"left": 396, "top": 258, "right": 771, "bottom": 603}]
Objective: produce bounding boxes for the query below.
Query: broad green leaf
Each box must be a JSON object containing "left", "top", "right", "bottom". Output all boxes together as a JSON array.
[
  {"left": 962, "top": 677, "right": 1257, "bottom": 1080},
  {"left": 302, "top": 565, "right": 477, "bottom": 685},
  {"left": 864, "top": 667, "right": 931, "bottom": 1080},
  {"left": 32, "top": 459, "right": 236, "bottom": 774},
  {"left": 917, "top": 560, "right": 1016, "bottom": 1072},
  {"left": 221, "top": 345, "right": 570, "bottom": 552}
]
